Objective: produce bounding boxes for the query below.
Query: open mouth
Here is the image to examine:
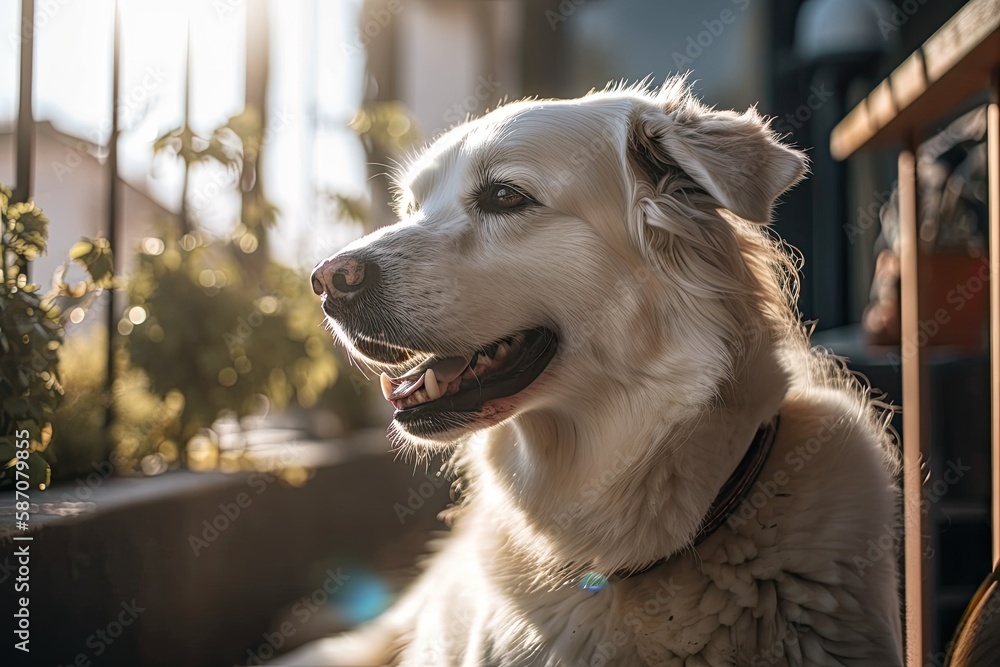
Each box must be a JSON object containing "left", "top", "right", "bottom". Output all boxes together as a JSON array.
[{"left": 379, "top": 327, "right": 558, "bottom": 424}]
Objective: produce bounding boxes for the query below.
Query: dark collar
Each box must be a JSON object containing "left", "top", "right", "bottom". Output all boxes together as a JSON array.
[
  {"left": 690, "top": 414, "right": 780, "bottom": 546},
  {"left": 597, "top": 414, "right": 780, "bottom": 585}
]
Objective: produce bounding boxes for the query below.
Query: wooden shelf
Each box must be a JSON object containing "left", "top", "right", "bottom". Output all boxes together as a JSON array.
[
  {"left": 830, "top": 0, "right": 1000, "bottom": 159},
  {"left": 830, "top": 1, "right": 1000, "bottom": 662}
]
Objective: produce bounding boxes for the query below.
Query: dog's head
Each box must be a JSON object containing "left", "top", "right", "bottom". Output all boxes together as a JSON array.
[{"left": 312, "top": 79, "right": 806, "bottom": 448}]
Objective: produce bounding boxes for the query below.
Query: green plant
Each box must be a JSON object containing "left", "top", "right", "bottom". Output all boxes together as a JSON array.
[
  {"left": 121, "top": 109, "right": 364, "bottom": 466},
  {"left": 125, "top": 222, "right": 342, "bottom": 443},
  {"left": 48, "top": 330, "right": 185, "bottom": 480},
  {"left": 57, "top": 99, "right": 420, "bottom": 474},
  {"left": 0, "top": 185, "right": 112, "bottom": 489},
  {"left": 349, "top": 101, "right": 421, "bottom": 156}
]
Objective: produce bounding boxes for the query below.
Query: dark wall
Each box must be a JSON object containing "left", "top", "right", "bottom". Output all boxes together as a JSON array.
[
  {"left": 0, "top": 439, "right": 450, "bottom": 667},
  {"left": 767, "top": 0, "right": 976, "bottom": 327}
]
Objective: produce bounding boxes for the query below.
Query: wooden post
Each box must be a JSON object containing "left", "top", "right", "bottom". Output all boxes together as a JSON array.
[
  {"left": 14, "top": 0, "right": 35, "bottom": 280},
  {"left": 14, "top": 0, "right": 34, "bottom": 205},
  {"left": 989, "top": 69, "right": 1000, "bottom": 570},
  {"left": 104, "top": 0, "right": 121, "bottom": 429},
  {"left": 179, "top": 18, "right": 192, "bottom": 234},
  {"left": 898, "top": 144, "right": 932, "bottom": 665},
  {"left": 243, "top": 0, "right": 270, "bottom": 271}
]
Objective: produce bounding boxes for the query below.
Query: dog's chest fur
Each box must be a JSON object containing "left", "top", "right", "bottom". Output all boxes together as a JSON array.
[
  {"left": 393, "top": 390, "right": 902, "bottom": 667},
  {"left": 402, "top": 530, "right": 890, "bottom": 667}
]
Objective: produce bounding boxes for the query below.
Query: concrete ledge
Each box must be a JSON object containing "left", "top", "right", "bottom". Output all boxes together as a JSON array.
[{"left": 0, "top": 430, "right": 451, "bottom": 667}]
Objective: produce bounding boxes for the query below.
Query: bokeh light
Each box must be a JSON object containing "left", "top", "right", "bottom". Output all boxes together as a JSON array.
[
  {"left": 578, "top": 572, "right": 609, "bottom": 593},
  {"left": 128, "top": 306, "right": 147, "bottom": 325},
  {"left": 329, "top": 565, "right": 393, "bottom": 626},
  {"left": 141, "top": 237, "right": 165, "bottom": 255}
]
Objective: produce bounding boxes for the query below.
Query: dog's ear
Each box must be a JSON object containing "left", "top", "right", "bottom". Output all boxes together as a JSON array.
[{"left": 628, "top": 100, "right": 807, "bottom": 223}]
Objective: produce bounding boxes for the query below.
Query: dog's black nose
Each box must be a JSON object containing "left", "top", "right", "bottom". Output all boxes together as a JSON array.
[{"left": 311, "top": 254, "right": 380, "bottom": 300}]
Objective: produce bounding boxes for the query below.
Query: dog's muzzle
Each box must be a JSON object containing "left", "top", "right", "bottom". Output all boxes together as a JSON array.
[{"left": 312, "top": 250, "right": 559, "bottom": 437}]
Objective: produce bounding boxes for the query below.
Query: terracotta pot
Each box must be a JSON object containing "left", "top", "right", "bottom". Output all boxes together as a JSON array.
[
  {"left": 864, "top": 252, "right": 989, "bottom": 349},
  {"left": 923, "top": 253, "right": 989, "bottom": 348}
]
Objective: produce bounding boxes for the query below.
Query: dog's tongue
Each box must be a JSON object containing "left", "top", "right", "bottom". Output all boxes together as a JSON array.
[
  {"left": 427, "top": 355, "right": 473, "bottom": 383},
  {"left": 383, "top": 355, "right": 469, "bottom": 400}
]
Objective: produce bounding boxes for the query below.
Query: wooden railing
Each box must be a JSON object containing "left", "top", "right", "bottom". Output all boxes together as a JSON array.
[{"left": 831, "top": 0, "right": 1000, "bottom": 664}]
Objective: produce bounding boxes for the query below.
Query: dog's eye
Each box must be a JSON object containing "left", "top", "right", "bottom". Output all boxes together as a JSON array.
[{"left": 478, "top": 183, "right": 535, "bottom": 214}]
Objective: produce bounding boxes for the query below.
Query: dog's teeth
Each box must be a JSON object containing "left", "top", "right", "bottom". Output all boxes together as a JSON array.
[
  {"left": 474, "top": 356, "right": 488, "bottom": 373},
  {"left": 425, "top": 368, "right": 441, "bottom": 400},
  {"left": 380, "top": 372, "right": 393, "bottom": 401}
]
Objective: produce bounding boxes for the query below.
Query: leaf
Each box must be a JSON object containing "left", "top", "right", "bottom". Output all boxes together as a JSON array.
[
  {"left": 0, "top": 438, "right": 14, "bottom": 467},
  {"left": 70, "top": 237, "right": 114, "bottom": 288},
  {"left": 202, "top": 136, "right": 241, "bottom": 168},
  {"left": 224, "top": 108, "right": 263, "bottom": 145},
  {"left": 242, "top": 192, "right": 279, "bottom": 232},
  {"left": 0, "top": 448, "right": 51, "bottom": 491},
  {"left": 328, "top": 193, "right": 370, "bottom": 224},
  {"left": 5, "top": 202, "right": 49, "bottom": 260},
  {"left": 350, "top": 101, "right": 420, "bottom": 153},
  {"left": 46, "top": 289, "right": 100, "bottom": 324},
  {"left": 68, "top": 240, "right": 94, "bottom": 260},
  {"left": 26, "top": 452, "right": 51, "bottom": 489},
  {"left": 153, "top": 128, "right": 181, "bottom": 155},
  {"left": 2, "top": 399, "right": 32, "bottom": 419},
  {"left": 154, "top": 126, "right": 210, "bottom": 166}
]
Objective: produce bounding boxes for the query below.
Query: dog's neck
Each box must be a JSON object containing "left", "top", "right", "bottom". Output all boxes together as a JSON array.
[{"left": 470, "top": 338, "right": 790, "bottom": 585}]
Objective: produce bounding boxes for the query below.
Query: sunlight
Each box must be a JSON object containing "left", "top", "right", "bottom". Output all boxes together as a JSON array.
[{"left": 2, "top": 0, "right": 365, "bottom": 261}]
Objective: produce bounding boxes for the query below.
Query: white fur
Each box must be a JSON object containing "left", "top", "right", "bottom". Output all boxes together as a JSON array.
[{"left": 278, "top": 80, "right": 903, "bottom": 666}]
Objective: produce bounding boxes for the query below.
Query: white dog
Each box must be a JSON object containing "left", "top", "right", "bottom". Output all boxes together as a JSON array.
[{"left": 286, "top": 79, "right": 903, "bottom": 666}]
